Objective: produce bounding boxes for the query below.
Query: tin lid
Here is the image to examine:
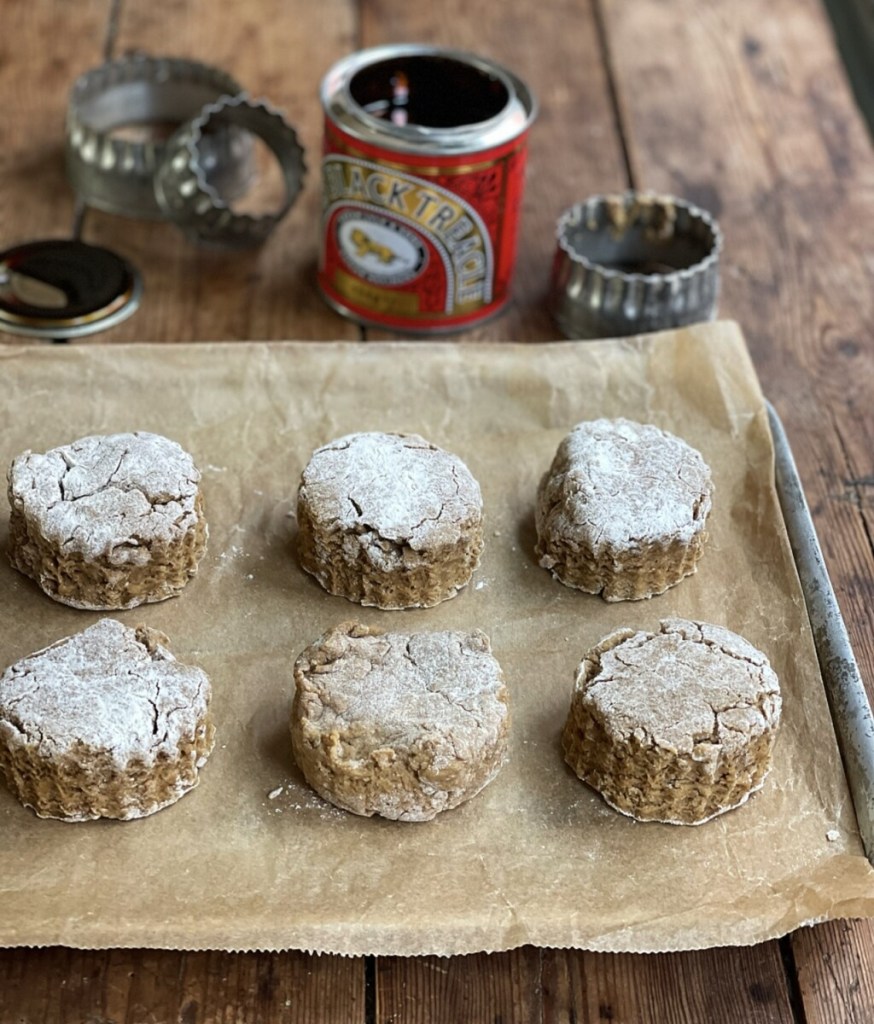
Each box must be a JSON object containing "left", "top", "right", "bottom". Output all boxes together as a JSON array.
[
  {"left": 322, "top": 45, "right": 537, "bottom": 154},
  {"left": 0, "top": 239, "right": 142, "bottom": 340}
]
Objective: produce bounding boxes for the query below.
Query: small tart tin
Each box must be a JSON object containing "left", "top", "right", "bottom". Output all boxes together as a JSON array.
[
  {"left": 549, "top": 192, "right": 722, "bottom": 339},
  {"left": 318, "top": 44, "right": 537, "bottom": 334}
]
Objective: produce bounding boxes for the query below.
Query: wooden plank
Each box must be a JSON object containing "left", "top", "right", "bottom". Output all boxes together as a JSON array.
[
  {"left": 375, "top": 949, "right": 543, "bottom": 1024},
  {"left": 80, "top": 0, "right": 361, "bottom": 341},
  {"left": 0, "top": 946, "right": 366, "bottom": 1024},
  {"left": 542, "top": 945, "right": 797, "bottom": 1023},
  {"left": 600, "top": 0, "right": 874, "bottom": 1020},
  {"left": 359, "top": 0, "right": 629, "bottom": 341},
  {"left": 0, "top": 0, "right": 108, "bottom": 245},
  {"left": 793, "top": 919, "right": 874, "bottom": 1024}
]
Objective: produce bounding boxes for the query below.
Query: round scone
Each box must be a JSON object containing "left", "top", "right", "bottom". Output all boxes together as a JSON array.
[
  {"left": 0, "top": 618, "right": 214, "bottom": 821},
  {"left": 296, "top": 432, "right": 483, "bottom": 609},
  {"left": 291, "top": 621, "right": 509, "bottom": 821},
  {"left": 7, "top": 431, "right": 207, "bottom": 610},
  {"left": 535, "top": 418, "right": 712, "bottom": 601},
  {"left": 561, "top": 619, "right": 781, "bottom": 825}
]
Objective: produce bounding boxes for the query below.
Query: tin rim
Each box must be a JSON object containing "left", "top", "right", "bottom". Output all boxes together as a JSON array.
[{"left": 321, "top": 44, "right": 537, "bottom": 154}]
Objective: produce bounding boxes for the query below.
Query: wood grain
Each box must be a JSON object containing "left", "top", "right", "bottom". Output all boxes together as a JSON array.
[
  {"left": 374, "top": 948, "right": 543, "bottom": 1024},
  {"left": 793, "top": 919, "right": 874, "bottom": 1024},
  {"left": 542, "top": 945, "right": 797, "bottom": 1024},
  {"left": 0, "top": 947, "right": 366, "bottom": 1024},
  {"left": 0, "top": 0, "right": 108, "bottom": 244}
]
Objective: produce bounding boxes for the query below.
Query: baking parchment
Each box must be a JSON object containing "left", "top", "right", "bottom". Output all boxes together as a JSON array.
[{"left": 0, "top": 321, "right": 872, "bottom": 955}]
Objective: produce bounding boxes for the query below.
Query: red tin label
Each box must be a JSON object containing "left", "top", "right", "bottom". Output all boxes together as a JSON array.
[{"left": 318, "top": 119, "right": 530, "bottom": 333}]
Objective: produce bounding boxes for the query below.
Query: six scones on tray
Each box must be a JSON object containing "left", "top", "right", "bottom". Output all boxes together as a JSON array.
[{"left": 0, "top": 417, "right": 782, "bottom": 827}]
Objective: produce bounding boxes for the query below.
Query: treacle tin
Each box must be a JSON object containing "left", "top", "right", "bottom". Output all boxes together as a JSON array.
[{"left": 318, "top": 45, "right": 537, "bottom": 333}]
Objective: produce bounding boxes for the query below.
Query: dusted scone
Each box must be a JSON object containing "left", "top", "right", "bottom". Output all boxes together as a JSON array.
[
  {"left": 562, "top": 619, "right": 781, "bottom": 825},
  {"left": 0, "top": 618, "right": 214, "bottom": 821},
  {"left": 535, "top": 418, "right": 712, "bottom": 601},
  {"left": 296, "top": 432, "right": 483, "bottom": 609},
  {"left": 291, "top": 622, "right": 509, "bottom": 821},
  {"left": 8, "top": 431, "right": 207, "bottom": 610}
]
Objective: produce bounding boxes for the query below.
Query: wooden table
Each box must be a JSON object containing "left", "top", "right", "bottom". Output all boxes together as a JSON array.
[{"left": 2, "top": 0, "right": 873, "bottom": 1020}]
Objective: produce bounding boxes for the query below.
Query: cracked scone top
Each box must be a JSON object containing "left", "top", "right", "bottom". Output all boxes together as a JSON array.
[
  {"left": 291, "top": 622, "right": 510, "bottom": 821},
  {"left": 7, "top": 431, "right": 207, "bottom": 609},
  {"left": 562, "top": 619, "right": 782, "bottom": 824},
  {"left": 0, "top": 618, "right": 214, "bottom": 821},
  {"left": 535, "top": 418, "right": 712, "bottom": 601},
  {"left": 296, "top": 431, "right": 483, "bottom": 609}
]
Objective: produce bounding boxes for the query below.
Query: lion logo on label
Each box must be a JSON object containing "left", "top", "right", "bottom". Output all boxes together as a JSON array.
[
  {"left": 337, "top": 213, "right": 427, "bottom": 285},
  {"left": 350, "top": 228, "right": 397, "bottom": 265}
]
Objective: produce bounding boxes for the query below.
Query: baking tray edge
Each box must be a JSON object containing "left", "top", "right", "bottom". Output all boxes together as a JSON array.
[{"left": 768, "top": 400, "right": 874, "bottom": 866}]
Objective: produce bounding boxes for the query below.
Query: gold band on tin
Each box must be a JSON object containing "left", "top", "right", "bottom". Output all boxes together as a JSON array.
[
  {"left": 333, "top": 270, "right": 420, "bottom": 316},
  {"left": 332, "top": 270, "right": 485, "bottom": 320}
]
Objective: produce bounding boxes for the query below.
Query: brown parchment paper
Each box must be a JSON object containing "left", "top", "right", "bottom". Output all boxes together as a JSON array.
[{"left": 1, "top": 321, "right": 873, "bottom": 956}]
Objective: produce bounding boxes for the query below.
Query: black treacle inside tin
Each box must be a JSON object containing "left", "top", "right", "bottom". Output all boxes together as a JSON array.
[{"left": 350, "top": 55, "right": 510, "bottom": 128}]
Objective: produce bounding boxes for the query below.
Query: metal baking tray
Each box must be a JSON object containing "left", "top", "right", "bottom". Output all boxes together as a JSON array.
[
  {"left": 768, "top": 401, "right": 874, "bottom": 865},
  {"left": 0, "top": 337, "right": 871, "bottom": 955}
]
